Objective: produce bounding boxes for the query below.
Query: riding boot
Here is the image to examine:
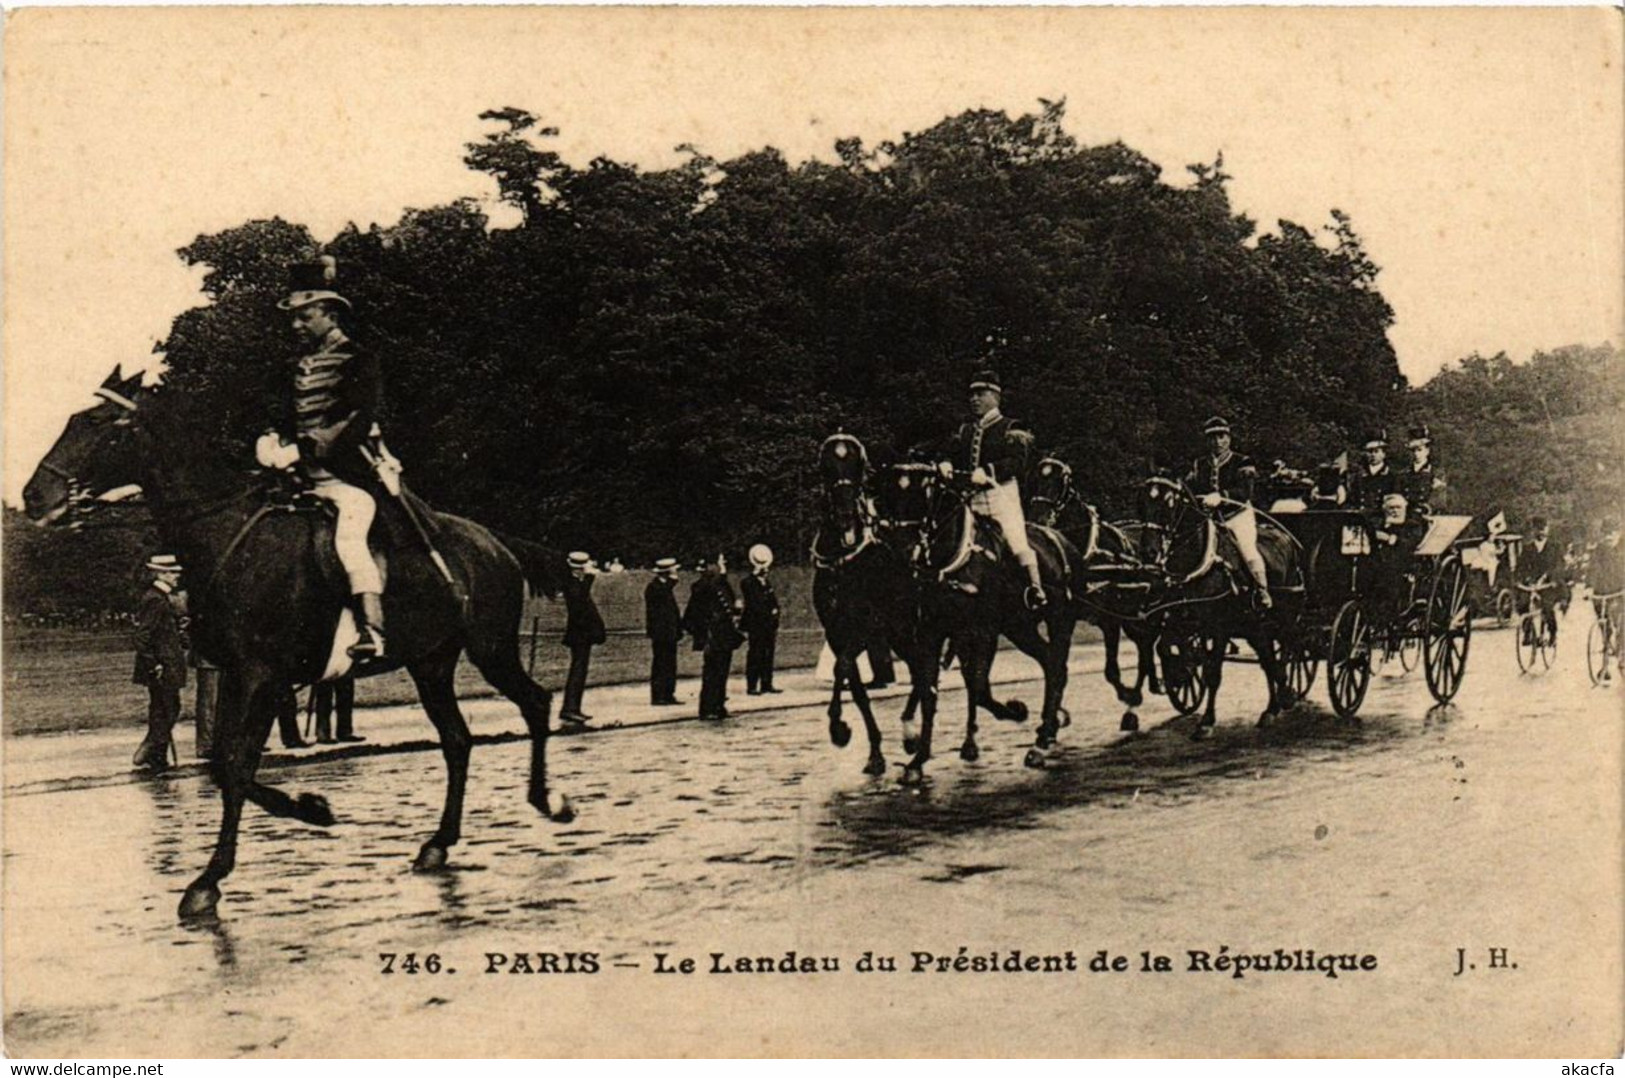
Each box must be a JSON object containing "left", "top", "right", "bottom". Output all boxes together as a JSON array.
[
  {"left": 1247, "top": 564, "right": 1273, "bottom": 609},
  {"left": 1021, "top": 555, "right": 1047, "bottom": 610},
  {"left": 349, "top": 592, "right": 386, "bottom": 660}
]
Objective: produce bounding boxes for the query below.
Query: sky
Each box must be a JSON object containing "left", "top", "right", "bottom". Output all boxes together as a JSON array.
[{"left": 5, "top": 6, "right": 1622, "bottom": 504}]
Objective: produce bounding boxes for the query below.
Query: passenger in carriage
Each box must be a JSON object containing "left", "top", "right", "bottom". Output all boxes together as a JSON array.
[
  {"left": 1310, "top": 456, "right": 1349, "bottom": 507},
  {"left": 937, "top": 368, "right": 1046, "bottom": 609},
  {"left": 1185, "top": 416, "right": 1272, "bottom": 609}
]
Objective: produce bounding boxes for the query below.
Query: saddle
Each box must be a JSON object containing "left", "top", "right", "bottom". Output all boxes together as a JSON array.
[{"left": 1211, "top": 516, "right": 1302, "bottom": 594}]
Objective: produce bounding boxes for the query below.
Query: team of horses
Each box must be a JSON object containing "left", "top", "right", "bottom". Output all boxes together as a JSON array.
[{"left": 22, "top": 372, "right": 1306, "bottom": 920}]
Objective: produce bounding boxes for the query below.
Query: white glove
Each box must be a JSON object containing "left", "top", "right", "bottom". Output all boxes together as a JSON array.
[
  {"left": 255, "top": 432, "right": 299, "bottom": 470},
  {"left": 937, "top": 461, "right": 954, "bottom": 480},
  {"left": 970, "top": 467, "right": 992, "bottom": 488},
  {"left": 373, "top": 444, "right": 404, "bottom": 497},
  {"left": 1200, "top": 492, "right": 1223, "bottom": 509}
]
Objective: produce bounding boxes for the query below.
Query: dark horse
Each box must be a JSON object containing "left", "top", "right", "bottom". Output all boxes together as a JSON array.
[
  {"left": 810, "top": 433, "right": 940, "bottom": 779},
  {"left": 22, "top": 370, "right": 574, "bottom": 919},
  {"left": 876, "top": 462, "right": 1080, "bottom": 770},
  {"left": 1137, "top": 476, "right": 1305, "bottom": 737},
  {"left": 1026, "top": 456, "right": 1166, "bottom": 732}
]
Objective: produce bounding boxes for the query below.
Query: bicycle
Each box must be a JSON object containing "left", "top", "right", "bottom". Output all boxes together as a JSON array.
[
  {"left": 1514, "top": 581, "right": 1558, "bottom": 674},
  {"left": 1586, "top": 589, "right": 1622, "bottom": 686}
]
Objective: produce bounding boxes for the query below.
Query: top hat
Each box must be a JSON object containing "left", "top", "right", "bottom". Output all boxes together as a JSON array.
[
  {"left": 1406, "top": 423, "right": 1431, "bottom": 445},
  {"left": 278, "top": 256, "right": 352, "bottom": 311},
  {"left": 748, "top": 544, "right": 773, "bottom": 568},
  {"left": 968, "top": 369, "right": 1002, "bottom": 395},
  {"left": 1364, "top": 429, "right": 1389, "bottom": 450},
  {"left": 146, "top": 553, "right": 182, "bottom": 573},
  {"left": 1202, "top": 416, "right": 1232, "bottom": 436}
]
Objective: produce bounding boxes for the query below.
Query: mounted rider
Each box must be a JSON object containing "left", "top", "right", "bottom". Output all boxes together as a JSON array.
[
  {"left": 939, "top": 368, "right": 1046, "bottom": 609},
  {"left": 255, "top": 257, "right": 389, "bottom": 660},
  {"left": 1185, "top": 416, "right": 1272, "bottom": 609}
]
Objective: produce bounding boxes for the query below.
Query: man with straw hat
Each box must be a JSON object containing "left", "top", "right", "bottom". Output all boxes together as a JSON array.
[
  {"left": 131, "top": 554, "right": 188, "bottom": 772},
  {"left": 645, "top": 558, "right": 684, "bottom": 706}
]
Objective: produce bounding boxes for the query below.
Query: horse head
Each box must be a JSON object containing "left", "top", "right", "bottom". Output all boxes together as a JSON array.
[
  {"left": 23, "top": 366, "right": 150, "bottom": 527},
  {"left": 875, "top": 462, "right": 976, "bottom": 579},
  {"left": 1138, "top": 474, "right": 1212, "bottom": 578},
  {"left": 1027, "top": 457, "right": 1075, "bottom": 527},
  {"left": 816, "top": 431, "right": 872, "bottom": 539}
]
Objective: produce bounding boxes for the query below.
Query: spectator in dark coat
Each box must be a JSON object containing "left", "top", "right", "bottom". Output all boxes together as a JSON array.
[
  {"left": 132, "top": 554, "right": 188, "bottom": 772},
  {"left": 684, "top": 553, "right": 743, "bottom": 721},
  {"left": 560, "top": 552, "right": 606, "bottom": 724},
  {"left": 740, "top": 544, "right": 782, "bottom": 695},
  {"left": 313, "top": 675, "right": 362, "bottom": 744},
  {"left": 645, "top": 558, "right": 684, "bottom": 705}
]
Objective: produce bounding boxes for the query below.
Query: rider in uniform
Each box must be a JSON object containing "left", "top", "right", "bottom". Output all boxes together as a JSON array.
[
  {"left": 257, "top": 257, "right": 388, "bottom": 660},
  {"left": 1185, "top": 416, "right": 1271, "bottom": 609},
  {"left": 940, "top": 369, "right": 1045, "bottom": 608}
]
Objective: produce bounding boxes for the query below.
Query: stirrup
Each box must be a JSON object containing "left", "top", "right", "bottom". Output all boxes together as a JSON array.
[
  {"left": 1025, "top": 585, "right": 1048, "bottom": 610},
  {"left": 348, "top": 630, "right": 384, "bottom": 661}
]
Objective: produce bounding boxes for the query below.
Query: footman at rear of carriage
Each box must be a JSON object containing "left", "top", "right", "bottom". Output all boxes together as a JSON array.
[
  {"left": 257, "top": 257, "right": 389, "bottom": 661},
  {"left": 1349, "top": 430, "right": 1395, "bottom": 518},
  {"left": 132, "top": 554, "right": 188, "bottom": 772},
  {"left": 1185, "top": 416, "right": 1272, "bottom": 608}
]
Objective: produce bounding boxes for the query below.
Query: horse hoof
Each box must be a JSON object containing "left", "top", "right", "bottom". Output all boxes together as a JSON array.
[
  {"left": 547, "top": 792, "right": 575, "bottom": 823},
  {"left": 899, "top": 765, "right": 924, "bottom": 787},
  {"left": 863, "top": 756, "right": 886, "bottom": 777},
  {"left": 1035, "top": 731, "right": 1056, "bottom": 750},
  {"left": 959, "top": 742, "right": 980, "bottom": 763},
  {"left": 1126, "top": 688, "right": 1144, "bottom": 708},
  {"left": 1257, "top": 710, "right": 1277, "bottom": 728},
  {"left": 1120, "top": 711, "right": 1140, "bottom": 733},
  {"left": 902, "top": 736, "right": 920, "bottom": 755},
  {"left": 829, "top": 721, "right": 852, "bottom": 749},
  {"left": 1191, "top": 723, "right": 1213, "bottom": 742},
  {"left": 294, "top": 793, "right": 335, "bottom": 827},
  {"left": 1003, "top": 700, "right": 1029, "bottom": 723},
  {"left": 412, "top": 845, "right": 449, "bottom": 873},
  {"left": 1023, "top": 748, "right": 1046, "bottom": 770},
  {"left": 178, "top": 884, "right": 221, "bottom": 920}
]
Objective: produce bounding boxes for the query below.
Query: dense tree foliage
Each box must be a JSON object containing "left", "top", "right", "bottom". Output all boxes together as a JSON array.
[{"left": 31, "top": 100, "right": 1562, "bottom": 616}]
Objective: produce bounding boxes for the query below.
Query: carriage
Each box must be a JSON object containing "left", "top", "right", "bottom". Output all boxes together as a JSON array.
[{"left": 1159, "top": 505, "right": 1477, "bottom": 721}]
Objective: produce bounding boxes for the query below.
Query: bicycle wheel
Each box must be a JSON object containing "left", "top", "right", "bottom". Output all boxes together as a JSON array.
[
  {"left": 1587, "top": 620, "right": 1609, "bottom": 685},
  {"left": 1515, "top": 613, "right": 1540, "bottom": 674}
]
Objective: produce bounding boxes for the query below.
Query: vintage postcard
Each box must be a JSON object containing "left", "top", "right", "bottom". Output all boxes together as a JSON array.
[{"left": 3, "top": 5, "right": 1622, "bottom": 1059}]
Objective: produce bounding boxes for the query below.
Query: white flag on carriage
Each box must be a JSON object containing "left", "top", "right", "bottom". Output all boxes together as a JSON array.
[{"left": 1486, "top": 510, "right": 1508, "bottom": 536}]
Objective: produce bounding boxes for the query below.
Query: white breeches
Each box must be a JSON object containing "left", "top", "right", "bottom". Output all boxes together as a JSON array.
[
  {"left": 1223, "top": 504, "right": 1269, "bottom": 588},
  {"left": 312, "top": 478, "right": 383, "bottom": 595},
  {"left": 971, "top": 480, "right": 1034, "bottom": 561}
]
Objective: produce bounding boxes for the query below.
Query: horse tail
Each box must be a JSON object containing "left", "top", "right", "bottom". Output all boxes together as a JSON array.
[{"left": 491, "top": 530, "right": 568, "bottom": 600}]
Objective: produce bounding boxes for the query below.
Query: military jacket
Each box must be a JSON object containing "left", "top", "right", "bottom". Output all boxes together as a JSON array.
[
  {"left": 683, "top": 573, "right": 741, "bottom": 652},
  {"left": 273, "top": 330, "right": 382, "bottom": 487},
  {"left": 1185, "top": 452, "right": 1258, "bottom": 518},
  {"left": 947, "top": 413, "right": 1034, "bottom": 484},
  {"left": 1349, "top": 463, "right": 1395, "bottom": 516}
]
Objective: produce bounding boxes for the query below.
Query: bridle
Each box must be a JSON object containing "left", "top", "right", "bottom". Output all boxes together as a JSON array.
[{"left": 1029, "top": 457, "right": 1076, "bottom": 527}]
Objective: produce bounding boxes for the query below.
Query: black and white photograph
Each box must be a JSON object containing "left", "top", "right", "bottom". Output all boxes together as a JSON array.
[{"left": 3, "top": 5, "right": 1622, "bottom": 1059}]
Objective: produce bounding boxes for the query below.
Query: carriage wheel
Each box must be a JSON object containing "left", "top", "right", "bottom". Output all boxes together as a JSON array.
[
  {"left": 1327, "top": 601, "right": 1372, "bottom": 719},
  {"left": 1424, "top": 555, "right": 1473, "bottom": 704},
  {"left": 1493, "top": 589, "right": 1515, "bottom": 627},
  {"left": 1165, "top": 635, "right": 1208, "bottom": 717},
  {"left": 1586, "top": 620, "right": 1612, "bottom": 686},
  {"left": 1270, "top": 638, "right": 1318, "bottom": 699}
]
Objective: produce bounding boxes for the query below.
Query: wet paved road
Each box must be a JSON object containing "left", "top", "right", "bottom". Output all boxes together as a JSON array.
[{"left": 4, "top": 614, "right": 1621, "bottom": 1057}]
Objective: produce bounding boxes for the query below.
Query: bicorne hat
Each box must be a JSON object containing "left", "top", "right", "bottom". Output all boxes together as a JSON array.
[{"left": 278, "top": 255, "right": 352, "bottom": 312}]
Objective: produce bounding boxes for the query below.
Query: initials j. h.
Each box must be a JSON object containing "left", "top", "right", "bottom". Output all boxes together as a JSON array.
[{"left": 1454, "top": 946, "right": 1515, "bottom": 976}]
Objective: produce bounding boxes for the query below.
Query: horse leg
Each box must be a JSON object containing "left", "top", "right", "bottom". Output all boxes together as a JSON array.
[
  {"left": 1192, "top": 635, "right": 1223, "bottom": 740},
  {"left": 845, "top": 654, "right": 886, "bottom": 776},
  {"left": 467, "top": 642, "right": 571, "bottom": 823},
  {"left": 827, "top": 652, "right": 853, "bottom": 748},
  {"left": 901, "top": 659, "right": 938, "bottom": 785},
  {"left": 958, "top": 632, "right": 997, "bottom": 763},
  {"left": 407, "top": 644, "right": 473, "bottom": 871},
  {"left": 1254, "top": 630, "right": 1287, "bottom": 726},
  {"left": 180, "top": 668, "right": 265, "bottom": 919}
]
